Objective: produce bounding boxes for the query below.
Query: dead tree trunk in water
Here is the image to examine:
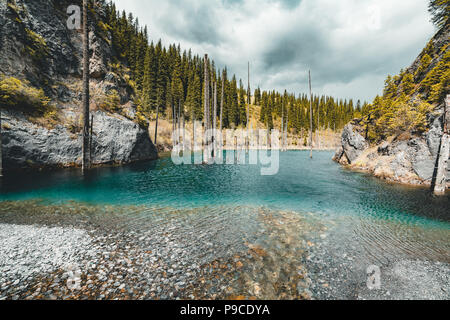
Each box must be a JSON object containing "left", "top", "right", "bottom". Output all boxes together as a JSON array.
[
  {"left": 285, "top": 111, "right": 289, "bottom": 151},
  {"left": 213, "top": 81, "right": 217, "bottom": 158},
  {"left": 0, "top": 107, "right": 3, "bottom": 177},
  {"left": 82, "top": 0, "right": 90, "bottom": 172},
  {"left": 203, "top": 54, "right": 209, "bottom": 162},
  {"left": 317, "top": 97, "right": 320, "bottom": 150},
  {"left": 89, "top": 114, "right": 93, "bottom": 165},
  {"left": 309, "top": 70, "right": 313, "bottom": 159},
  {"left": 281, "top": 109, "right": 284, "bottom": 152},
  {"left": 154, "top": 104, "right": 159, "bottom": 146},
  {"left": 171, "top": 104, "right": 175, "bottom": 148},
  {"left": 247, "top": 62, "right": 250, "bottom": 152},
  {"left": 178, "top": 99, "right": 182, "bottom": 142},
  {"left": 220, "top": 76, "right": 224, "bottom": 128},
  {"left": 182, "top": 112, "right": 186, "bottom": 153}
]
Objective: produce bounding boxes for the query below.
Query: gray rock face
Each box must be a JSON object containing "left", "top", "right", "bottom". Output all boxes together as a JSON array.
[
  {"left": 333, "top": 108, "right": 447, "bottom": 185},
  {"left": 0, "top": 0, "right": 81, "bottom": 85},
  {"left": 1, "top": 110, "right": 157, "bottom": 169},
  {"left": 408, "top": 138, "right": 436, "bottom": 181},
  {"left": 0, "top": 0, "right": 132, "bottom": 100},
  {"left": 333, "top": 123, "right": 368, "bottom": 164}
]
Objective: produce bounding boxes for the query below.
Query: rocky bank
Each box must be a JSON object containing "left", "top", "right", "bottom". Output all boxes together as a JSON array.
[
  {"left": 333, "top": 110, "right": 449, "bottom": 187},
  {"left": 333, "top": 22, "right": 449, "bottom": 189},
  {"left": 1, "top": 109, "right": 157, "bottom": 169}
]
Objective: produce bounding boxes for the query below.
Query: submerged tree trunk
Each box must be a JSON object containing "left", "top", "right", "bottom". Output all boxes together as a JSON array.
[
  {"left": 220, "top": 76, "right": 224, "bottom": 133},
  {"left": 281, "top": 113, "right": 284, "bottom": 152},
  {"left": 82, "top": 0, "right": 90, "bottom": 172},
  {"left": 220, "top": 76, "right": 224, "bottom": 158},
  {"left": 285, "top": 111, "right": 289, "bottom": 151},
  {"left": 89, "top": 114, "right": 93, "bottom": 165},
  {"left": 213, "top": 81, "right": 217, "bottom": 158},
  {"left": 154, "top": 104, "right": 159, "bottom": 146},
  {"left": 203, "top": 54, "right": 209, "bottom": 162},
  {"left": 182, "top": 112, "right": 186, "bottom": 153},
  {"left": 172, "top": 104, "right": 175, "bottom": 148},
  {"left": 192, "top": 116, "right": 195, "bottom": 151},
  {"left": 178, "top": 100, "right": 182, "bottom": 136},
  {"left": 0, "top": 107, "right": 2, "bottom": 177},
  {"left": 317, "top": 96, "right": 320, "bottom": 150},
  {"left": 309, "top": 70, "right": 313, "bottom": 159},
  {"left": 247, "top": 62, "right": 250, "bottom": 152}
]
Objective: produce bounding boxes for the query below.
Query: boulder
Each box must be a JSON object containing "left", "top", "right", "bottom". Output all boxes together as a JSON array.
[
  {"left": 1, "top": 110, "right": 157, "bottom": 169},
  {"left": 333, "top": 123, "right": 368, "bottom": 164}
]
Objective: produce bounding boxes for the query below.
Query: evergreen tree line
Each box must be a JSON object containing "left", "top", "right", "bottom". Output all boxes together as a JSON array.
[
  {"left": 255, "top": 89, "right": 364, "bottom": 133},
  {"left": 100, "top": 1, "right": 360, "bottom": 133}
]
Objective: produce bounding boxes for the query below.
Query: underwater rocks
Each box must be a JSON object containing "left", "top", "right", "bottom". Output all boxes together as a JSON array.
[{"left": 0, "top": 203, "right": 319, "bottom": 300}]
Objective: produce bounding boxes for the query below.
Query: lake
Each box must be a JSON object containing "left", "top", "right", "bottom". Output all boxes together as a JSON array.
[{"left": 0, "top": 151, "right": 449, "bottom": 299}]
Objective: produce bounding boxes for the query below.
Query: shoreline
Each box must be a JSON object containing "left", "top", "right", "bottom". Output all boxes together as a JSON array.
[{"left": 340, "top": 162, "right": 450, "bottom": 192}]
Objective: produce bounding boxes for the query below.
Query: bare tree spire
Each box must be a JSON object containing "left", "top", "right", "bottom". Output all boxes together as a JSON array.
[
  {"left": 0, "top": 107, "right": 3, "bottom": 177},
  {"left": 203, "top": 54, "right": 209, "bottom": 162},
  {"left": 220, "top": 74, "right": 224, "bottom": 133},
  {"left": 82, "top": 0, "right": 91, "bottom": 172},
  {"left": 247, "top": 62, "right": 250, "bottom": 151},
  {"left": 154, "top": 103, "right": 159, "bottom": 146},
  {"left": 309, "top": 70, "right": 313, "bottom": 159},
  {"left": 247, "top": 62, "right": 251, "bottom": 105},
  {"left": 213, "top": 81, "right": 217, "bottom": 158}
]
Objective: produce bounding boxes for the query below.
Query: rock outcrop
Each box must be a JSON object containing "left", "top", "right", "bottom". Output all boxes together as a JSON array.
[
  {"left": 332, "top": 122, "right": 368, "bottom": 165},
  {"left": 1, "top": 109, "right": 157, "bottom": 169},
  {"left": 333, "top": 112, "right": 449, "bottom": 187}
]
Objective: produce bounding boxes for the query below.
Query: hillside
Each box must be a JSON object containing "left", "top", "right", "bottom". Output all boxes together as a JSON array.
[
  {"left": 334, "top": 19, "right": 449, "bottom": 187},
  {"left": 0, "top": 0, "right": 158, "bottom": 169}
]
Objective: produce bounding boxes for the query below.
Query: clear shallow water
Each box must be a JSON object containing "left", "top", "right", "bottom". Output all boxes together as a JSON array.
[
  {"left": 0, "top": 151, "right": 449, "bottom": 264},
  {"left": 1, "top": 151, "right": 448, "bottom": 223}
]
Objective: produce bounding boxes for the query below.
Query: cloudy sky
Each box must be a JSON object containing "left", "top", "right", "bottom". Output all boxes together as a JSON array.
[{"left": 114, "top": 0, "right": 436, "bottom": 103}]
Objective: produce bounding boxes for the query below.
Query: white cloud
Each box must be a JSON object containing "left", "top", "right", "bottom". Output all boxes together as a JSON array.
[{"left": 114, "top": 0, "right": 435, "bottom": 102}]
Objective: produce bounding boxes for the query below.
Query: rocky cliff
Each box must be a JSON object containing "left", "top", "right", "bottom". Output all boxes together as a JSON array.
[
  {"left": 333, "top": 115, "right": 449, "bottom": 186},
  {"left": 334, "top": 23, "right": 449, "bottom": 188},
  {"left": 0, "top": 0, "right": 157, "bottom": 170}
]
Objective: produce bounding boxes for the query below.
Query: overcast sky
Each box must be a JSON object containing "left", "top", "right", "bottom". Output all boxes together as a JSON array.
[{"left": 114, "top": 0, "right": 435, "bottom": 103}]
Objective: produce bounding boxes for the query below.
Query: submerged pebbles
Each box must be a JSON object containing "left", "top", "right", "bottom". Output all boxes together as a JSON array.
[{"left": 0, "top": 201, "right": 322, "bottom": 300}]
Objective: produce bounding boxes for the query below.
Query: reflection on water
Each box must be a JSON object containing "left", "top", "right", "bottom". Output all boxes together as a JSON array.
[{"left": 0, "top": 151, "right": 449, "bottom": 271}]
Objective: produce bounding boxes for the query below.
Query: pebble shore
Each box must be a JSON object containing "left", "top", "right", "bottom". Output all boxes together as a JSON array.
[{"left": 0, "top": 201, "right": 321, "bottom": 300}]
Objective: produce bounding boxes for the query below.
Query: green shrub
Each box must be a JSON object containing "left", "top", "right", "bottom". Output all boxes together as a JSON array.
[
  {"left": 422, "top": 48, "right": 450, "bottom": 103},
  {"left": 415, "top": 54, "right": 432, "bottom": 80},
  {"left": 388, "top": 101, "right": 434, "bottom": 134},
  {"left": 0, "top": 76, "right": 51, "bottom": 114},
  {"left": 7, "top": 1, "right": 20, "bottom": 15},
  {"left": 98, "top": 90, "right": 120, "bottom": 113},
  {"left": 24, "top": 28, "right": 48, "bottom": 63},
  {"left": 366, "top": 96, "right": 433, "bottom": 142}
]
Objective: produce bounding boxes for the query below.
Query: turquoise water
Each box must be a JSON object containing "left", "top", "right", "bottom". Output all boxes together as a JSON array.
[
  {"left": 0, "top": 151, "right": 448, "bottom": 226},
  {"left": 0, "top": 151, "right": 449, "bottom": 265},
  {"left": 1, "top": 150, "right": 448, "bottom": 298}
]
